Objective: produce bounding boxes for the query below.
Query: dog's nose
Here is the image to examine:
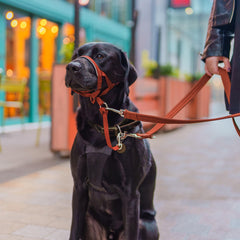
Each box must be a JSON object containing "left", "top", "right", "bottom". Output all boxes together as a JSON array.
[{"left": 66, "top": 61, "right": 82, "bottom": 73}]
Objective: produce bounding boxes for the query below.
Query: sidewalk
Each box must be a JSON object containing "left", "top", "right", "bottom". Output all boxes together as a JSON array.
[
  {"left": 0, "top": 106, "right": 240, "bottom": 239},
  {"left": 0, "top": 128, "right": 71, "bottom": 240}
]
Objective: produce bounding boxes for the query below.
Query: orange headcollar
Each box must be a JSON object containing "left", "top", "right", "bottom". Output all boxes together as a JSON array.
[{"left": 73, "top": 56, "right": 119, "bottom": 103}]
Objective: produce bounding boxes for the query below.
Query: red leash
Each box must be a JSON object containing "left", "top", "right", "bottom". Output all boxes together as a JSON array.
[
  {"left": 73, "top": 57, "right": 240, "bottom": 151},
  {"left": 124, "top": 67, "right": 240, "bottom": 139}
]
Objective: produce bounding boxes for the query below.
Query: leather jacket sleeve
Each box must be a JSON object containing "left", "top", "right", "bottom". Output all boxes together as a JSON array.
[{"left": 201, "top": 1, "right": 234, "bottom": 61}]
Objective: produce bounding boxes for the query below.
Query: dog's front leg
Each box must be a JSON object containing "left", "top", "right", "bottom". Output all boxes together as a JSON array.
[
  {"left": 122, "top": 192, "right": 140, "bottom": 240},
  {"left": 103, "top": 183, "right": 140, "bottom": 240},
  {"left": 69, "top": 183, "right": 88, "bottom": 240}
]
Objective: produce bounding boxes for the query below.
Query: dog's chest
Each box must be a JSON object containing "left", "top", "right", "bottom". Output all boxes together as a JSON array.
[
  {"left": 85, "top": 150, "right": 124, "bottom": 218},
  {"left": 86, "top": 152, "right": 123, "bottom": 189}
]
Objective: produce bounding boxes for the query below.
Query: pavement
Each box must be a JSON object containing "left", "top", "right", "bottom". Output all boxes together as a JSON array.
[{"left": 0, "top": 102, "right": 240, "bottom": 240}]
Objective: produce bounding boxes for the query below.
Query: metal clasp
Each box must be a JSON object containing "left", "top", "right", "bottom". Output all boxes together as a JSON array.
[
  {"left": 106, "top": 107, "right": 125, "bottom": 117},
  {"left": 99, "top": 102, "right": 108, "bottom": 109},
  {"left": 99, "top": 101, "right": 125, "bottom": 117},
  {"left": 124, "top": 133, "right": 143, "bottom": 139}
]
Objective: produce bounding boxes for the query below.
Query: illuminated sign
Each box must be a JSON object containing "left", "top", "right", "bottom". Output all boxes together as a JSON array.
[{"left": 169, "top": 0, "right": 191, "bottom": 8}]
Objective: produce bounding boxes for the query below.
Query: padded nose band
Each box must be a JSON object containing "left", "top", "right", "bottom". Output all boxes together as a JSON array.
[
  {"left": 72, "top": 56, "right": 119, "bottom": 103},
  {"left": 81, "top": 56, "right": 99, "bottom": 78}
]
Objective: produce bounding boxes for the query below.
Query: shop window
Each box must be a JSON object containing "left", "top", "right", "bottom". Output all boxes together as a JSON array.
[
  {"left": 89, "top": 0, "right": 96, "bottom": 11},
  {"left": 37, "top": 19, "right": 59, "bottom": 116},
  {"left": 118, "top": 0, "right": 127, "bottom": 24},
  {"left": 101, "top": 0, "right": 112, "bottom": 18},
  {"left": 5, "top": 11, "right": 31, "bottom": 119}
]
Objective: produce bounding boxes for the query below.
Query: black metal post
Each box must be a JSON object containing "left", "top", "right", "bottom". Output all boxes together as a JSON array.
[
  {"left": 74, "top": 0, "right": 80, "bottom": 50},
  {"left": 130, "top": 0, "right": 138, "bottom": 65},
  {"left": 73, "top": 0, "right": 80, "bottom": 111}
]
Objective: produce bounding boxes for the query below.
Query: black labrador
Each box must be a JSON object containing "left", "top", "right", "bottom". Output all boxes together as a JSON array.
[{"left": 65, "top": 42, "right": 159, "bottom": 240}]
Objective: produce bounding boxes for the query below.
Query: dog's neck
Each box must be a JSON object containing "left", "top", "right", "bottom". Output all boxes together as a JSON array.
[
  {"left": 76, "top": 84, "right": 139, "bottom": 147},
  {"left": 78, "top": 85, "right": 128, "bottom": 126}
]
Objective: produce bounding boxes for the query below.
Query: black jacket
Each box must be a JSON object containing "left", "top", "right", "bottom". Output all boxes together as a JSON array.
[{"left": 202, "top": 0, "right": 235, "bottom": 61}]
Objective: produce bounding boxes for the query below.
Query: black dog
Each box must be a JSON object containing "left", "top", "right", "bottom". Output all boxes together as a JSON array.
[{"left": 65, "top": 42, "right": 159, "bottom": 240}]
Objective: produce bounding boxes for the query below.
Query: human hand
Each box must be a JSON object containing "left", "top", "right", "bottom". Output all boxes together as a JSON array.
[{"left": 205, "top": 56, "right": 231, "bottom": 76}]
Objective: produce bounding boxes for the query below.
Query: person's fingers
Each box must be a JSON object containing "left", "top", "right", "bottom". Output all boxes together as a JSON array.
[
  {"left": 205, "top": 57, "right": 219, "bottom": 76},
  {"left": 222, "top": 57, "right": 231, "bottom": 72},
  {"left": 205, "top": 64, "right": 212, "bottom": 76},
  {"left": 206, "top": 56, "right": 220, "bottom": 75}
]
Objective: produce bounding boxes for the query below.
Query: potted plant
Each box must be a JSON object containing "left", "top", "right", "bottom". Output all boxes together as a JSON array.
[{"left": 59, "top": 42, "right": 74, "bottom": 64}]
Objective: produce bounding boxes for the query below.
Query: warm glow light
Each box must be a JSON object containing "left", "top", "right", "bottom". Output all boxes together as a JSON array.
[
  {"left": 79, "top": 0, "right": 89, "bottom": 6},
  {"left": 51, "top": 25, "right": 59, "bottom": 34},
  {"left": 63, "top": 37, "right": 70, "bottom": 44},
  {"left": 6, "top": 69, "right": 13, "bottom": 77},
  {"left": 38, "top": 26, "right": 47, "bottom": 35},
  {"left": 185, "top": 7, "right": 194, "bottom": 15},
  {"left": 20, "top": 21, "right": 27, "bottom": 29},
  {"left": 69, "top": 35, "right": 75, "bottom": 42},
  {"left": 11, "top": 19, "right": 18, "bottom": 28},
  {"left": 40, "top": 19, "right": 47, "bottom": 26},
  {"left": 5, "top": 11, "right": 14, "bottom": 20}
]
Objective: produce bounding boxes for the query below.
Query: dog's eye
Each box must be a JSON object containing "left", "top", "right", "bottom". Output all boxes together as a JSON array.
[{"left": 95, "top": 54, "right": 104, "bottom": 60}]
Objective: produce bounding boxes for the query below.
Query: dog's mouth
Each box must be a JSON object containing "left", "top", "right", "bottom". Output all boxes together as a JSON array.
[
  {"left": 72, "top": 86, "right": 96, "bottom": 94},
  {"left": 65, "top": 76, "right": 97, "bottom": 93},
  {"left": 66, "top": 77, "right": 97, "bottom": 91}
]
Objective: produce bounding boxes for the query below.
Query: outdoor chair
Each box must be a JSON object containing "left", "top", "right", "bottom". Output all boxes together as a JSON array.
[
  {"left": 0, "top": 77, "right": 27, "bottom": 151},
  {"left": 35, "top": 78, "right": 51, "bottom": 146}
]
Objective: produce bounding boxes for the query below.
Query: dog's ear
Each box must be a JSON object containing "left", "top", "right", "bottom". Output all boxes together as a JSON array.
[
  {"left": 120, "top": 50, "right": 137, "bottom": 87},
  {"left": 71, "top": 49, "right": 79, "bottom": 60},
  {"left": 128, "top": 64, "right": 137, "bottom": 86}
]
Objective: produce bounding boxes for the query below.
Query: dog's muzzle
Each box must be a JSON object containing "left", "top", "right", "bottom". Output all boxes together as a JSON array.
[{"left": 70, "top": 56, "right": 119, "bottom": 103}]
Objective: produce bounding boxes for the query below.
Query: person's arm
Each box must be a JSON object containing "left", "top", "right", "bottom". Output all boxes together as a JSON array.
[{"left": 202, "top": 0, "right": 233, "bottom": 76}]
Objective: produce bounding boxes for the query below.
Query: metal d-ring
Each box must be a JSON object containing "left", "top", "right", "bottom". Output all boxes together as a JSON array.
[
  {"left": 116, "top": 125, "right": 126, "bottom": 151},
  {"left": 116, "top": 131, "right": 126, "bottom": 153}
]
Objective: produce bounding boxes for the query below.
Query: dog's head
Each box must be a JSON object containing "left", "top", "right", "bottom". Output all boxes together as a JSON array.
[{"left": 65, "top": 42, "right": 137, "bottom": 96}]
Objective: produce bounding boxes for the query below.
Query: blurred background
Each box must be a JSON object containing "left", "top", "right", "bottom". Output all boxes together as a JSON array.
[
  {"left": 2, "top": 1, "right": 240, "bottom": 240},
  {"left": 0, "top": 0, "right": 217, "bottom": 134}
]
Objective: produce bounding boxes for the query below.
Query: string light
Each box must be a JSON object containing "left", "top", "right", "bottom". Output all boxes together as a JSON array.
[
  {"left": 5, "top": 11, "right": 14, "bottom": 20},
  {"left": 185, "top": 7, "right": 194, "bottom": 15},
  {"left": 79, "top": 0, "right": 89, "bottom": 6},
  {"left": 40, "top": 19, "right": 47, "bottom": 27},
  {"left": 51, "top": 25, "right": 59, "bottom": 34},
  {"left": 11, "top": 19, "right": 18, "bottom": 28},
  {"left": 20, "top": 21, "right": 27, "bottom": 29},
  {"left": 6, "top": 69, "right": 13, "bottom": 77},
  {"left": 37, "top": 26, "right": 46, "bottom": 35},
  {"left": 63, "top": 37, "right": 70, "bottom": 44}
]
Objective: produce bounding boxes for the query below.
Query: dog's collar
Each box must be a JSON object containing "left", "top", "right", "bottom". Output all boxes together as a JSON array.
[
  {"left": 88, "top": 119, "right": 141, "bottom": 137},
  {"left": 72, "top": 56, "right": 119, "bottom": 103}
]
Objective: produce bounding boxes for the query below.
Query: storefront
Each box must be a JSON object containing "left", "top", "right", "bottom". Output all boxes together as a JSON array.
[{"left": 0, "top": 0, "right": 132, "bottom": 127}]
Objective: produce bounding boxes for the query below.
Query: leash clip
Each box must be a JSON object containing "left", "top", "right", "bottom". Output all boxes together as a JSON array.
[
  {"left": 101, "top": 102, "right": 125, "bottom": 117},
  {"left": 106, "top": 107, "right": 125, "bottom": 118},
  {"left": 125, "top": 133, "right": 143, "bottom": 139}
]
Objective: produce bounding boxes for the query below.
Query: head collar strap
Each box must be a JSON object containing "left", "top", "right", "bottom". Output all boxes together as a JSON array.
[{"left": 73, "top": 55, "right": 118, "bottom": 103}]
